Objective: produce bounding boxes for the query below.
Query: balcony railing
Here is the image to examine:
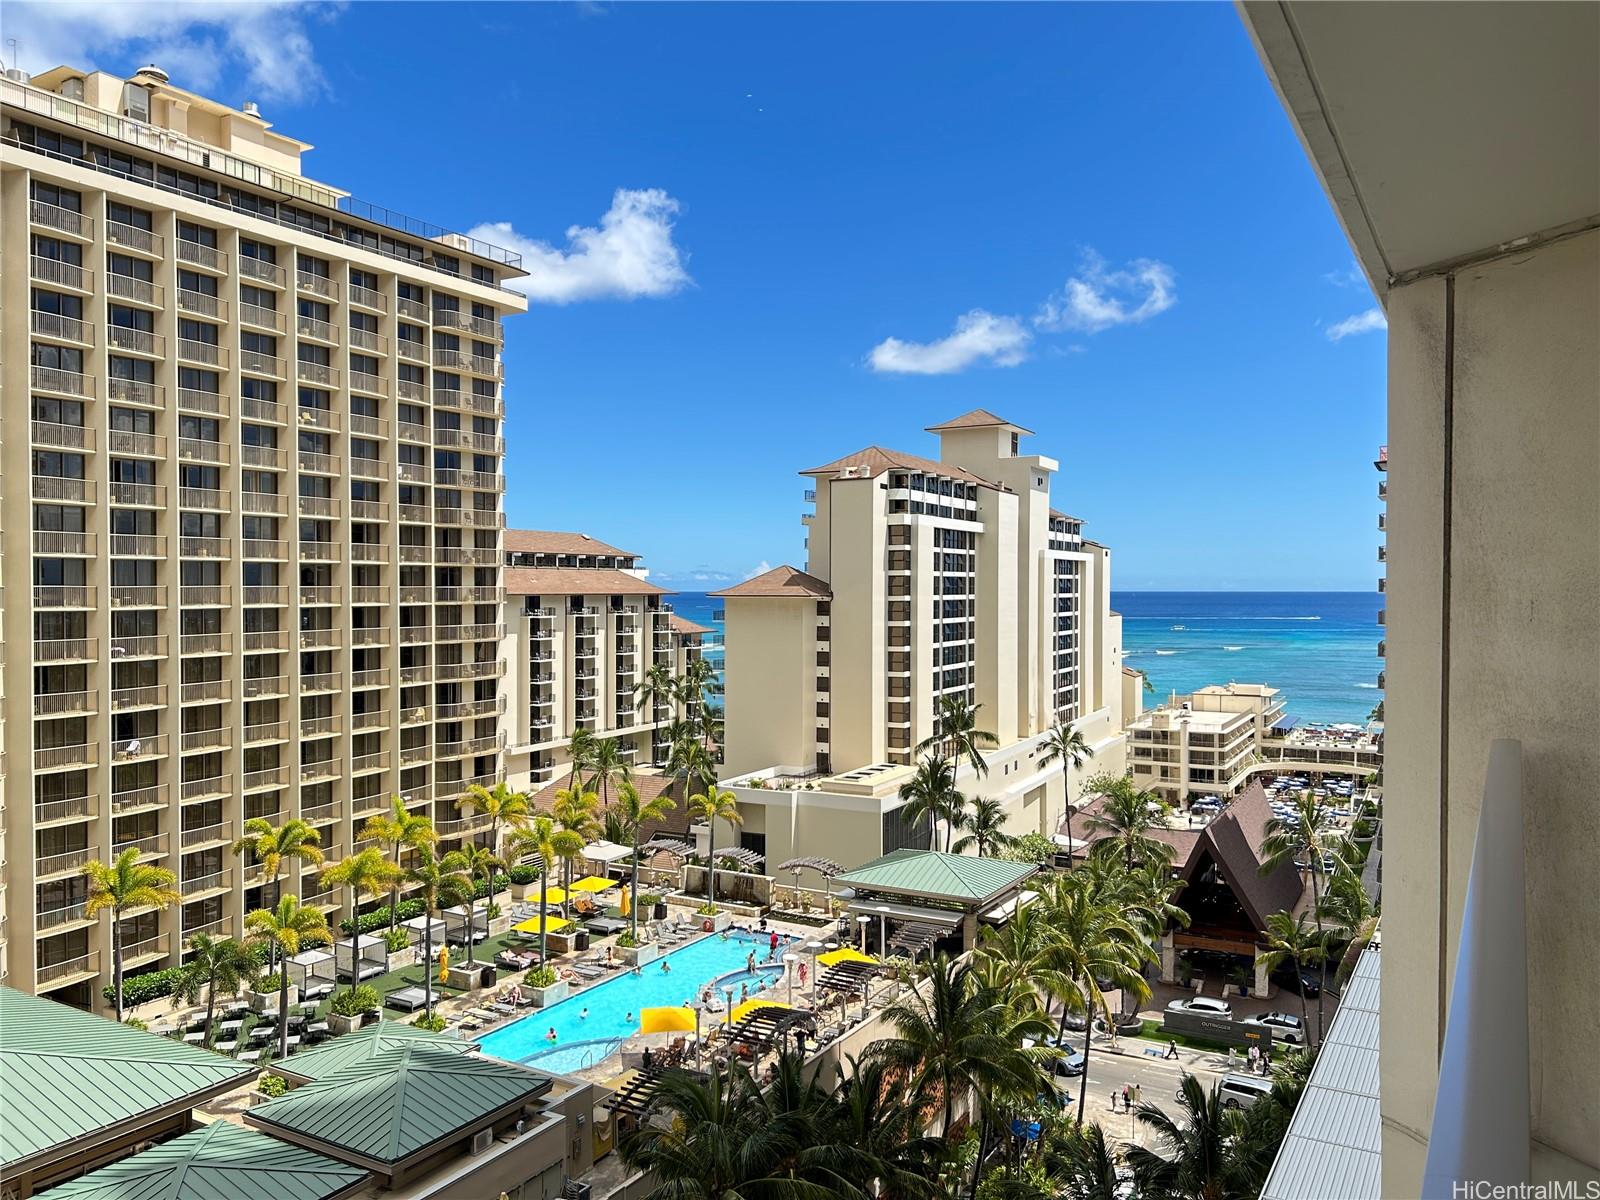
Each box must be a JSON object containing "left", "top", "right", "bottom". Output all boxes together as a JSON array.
[
  {"left": 107, "top": 220, "right": 163, "bottom": 256},
  {"left": 37, "top": 950, "right": 101, "bottom": 986}
]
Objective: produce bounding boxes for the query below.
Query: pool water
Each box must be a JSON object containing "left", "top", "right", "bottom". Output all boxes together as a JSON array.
[{"left": 479, "top": 929, "right": 799, "bottom": 1074}]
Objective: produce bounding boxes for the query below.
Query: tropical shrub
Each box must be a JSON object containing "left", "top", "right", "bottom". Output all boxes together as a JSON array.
[
  {"left": 258, "top": 973, "right": 283, "bottom": 992},
  {"left": 695, "top": 902, "right": 719, "bottom": 916},
  {"left": 412, "top": 1012, "right": 448, "bottom": 1032},
  {"left": 508, "top": 864, "right": 540, "bottom": 885},
  {"left": 1001, "top": 831, "right": 1058, "bottom": 864},
  {"left": 330, "top": 984, "right": 380, "bottom": 1017},
  {"left": 380, "top": 928, "right": 411, "bottom": 953},
  {"left": 526, "top": 965, "right": 559, "bottom": 988},
  {"left": 617, "top": 932, "right": 640, "bottom": 949},
  {"left": 124, "top": 1016, "right": 148, "bottom": 1031},
  {"left": 257, "top": 1073, "right": 288, "bottom": 1098}
]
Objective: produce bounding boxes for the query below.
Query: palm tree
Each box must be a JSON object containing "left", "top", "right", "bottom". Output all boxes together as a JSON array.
[
  {"left": 614, "top": 779, "right": 677, "bottom": 938},
  {"left": 564, "top": 726, "right": 598, "bottom": 795},
  {"left": 897, "top": 754, "right": 964, "bottom": 851},
  {"left": 357, "top": 796, "right": 437, "bottom": 932},
  {"left": 82, "top": 850, "right": 180, "bottom": 1021},
  {"left": 869, "top": 954, "right": 1053, "bottom": 1141},
  {"left": 1038, "top": 720, "right": 1095, "bottom": 818},
  {"left": 833, "top": 1054, "right": 948, "bottom": 1196},
  {"left": 229, "top": 817, "right": 324, "bottom": 969},
  {"left": 1040, "top": 872, "right": 1152, "bottom": 1118},
  {"left": 456, "top": 843, "right": 502, "bottom": 966},
  {"left": 587, "top": 737, "right": 633, "bottom": 811},
  {"left": 506, "top": 817, "right": 586, "bottom": 967},
  {"left": 551, "top": 785, "right": 602, "bottom": 914},
  {"left": 620, "top": 1056, "right": 876, "bottom": 1199},
  {"left": 687, "top": 786, "right": 741, "bottom": 908},
  {"left": 916, "top": 695, "right": 999, "bottom": 778},
  {"left": 1084, "top": 777, "right": 1174, "bottom": 871},
  {"left": 678, "top": 655, "right": 720, "bottom": 726},
  {"left": 176, "top": 932, "right": 259, "bottom": 1046},
  {"left": 1318, "top": 861, "right": 1379, "bottom": 986},
  {"left": 457, "top": 780, "right": 528, "bottom": 910},
  {"left": 319, "top": 847, "right": 403, "bottom": 991},
  {"left": 1037, "top": 1121, "right": 1124, "bottom": 1200},
  {"left": 244, "top": 896, "right": 331, "bottom": 1059},
  {"left": 951, "top": 795, "right": 1016, "bottom": 857},
  {"left": 1125, "top": 1073, "right": 1254, "bottom": 1200},
  {"left": 667, "top": 730, "right": 717, "bottom": 810},
  {"left": 1259, "top": 789, "right": 1346, "bottom": 1043},
  {"left": 405, "top": 846, "right": 474, "bottom": 1017},
  {"left": 634, "top": 661, "right": 677, "bottom": 762},
  {"left": 1257, "top": 909, "right": 1326, "bottom": 1044}
]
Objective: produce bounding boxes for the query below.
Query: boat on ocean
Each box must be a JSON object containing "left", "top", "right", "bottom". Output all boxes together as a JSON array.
[{"left": 1169, "top": 624, "right": 1187, "bottom": 631}]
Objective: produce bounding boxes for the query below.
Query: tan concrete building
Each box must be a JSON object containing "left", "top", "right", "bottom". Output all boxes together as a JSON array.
[
  {"left": 500, "top": 530, "right": 707, "bottom": 792},
  {"left": 0, "top": 64, "right": 527, "bottom": 1009},
  {"left": 713, "top": 411, "right": 1133, "bottom": 869},
  {"left": 1242, "top": 4, "right": 1599, "bottom": 1194},
  {"left": 1128, "top": 683, "right": 1286, "bottom": 803}
]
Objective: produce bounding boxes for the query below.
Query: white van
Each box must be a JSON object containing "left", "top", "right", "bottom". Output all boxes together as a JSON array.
[{"left": 1217, "top": 1072, "right": 1275, "bottom": 1110}]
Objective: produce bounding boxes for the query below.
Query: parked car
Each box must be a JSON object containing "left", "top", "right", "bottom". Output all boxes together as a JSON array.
[
  {"left": 1240, "top": 1011, "right": 1307, "bottom": 1046},
  {"left": 1049, "top": 1048, "right": 1087, "bottom": 1078},
  {"left": 1165, "top": 996, "right": 1234, "bottom": 1019},
  {"left": 1272, "top": 965, "right": 1321, "bottom": 997}
]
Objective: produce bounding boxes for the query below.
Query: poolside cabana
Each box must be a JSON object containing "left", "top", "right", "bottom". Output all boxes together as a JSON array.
[
  {"left": 831, "top": 849, "right": 1039, "bottom": 954},
  {"left": 285, "top": 948, "right": 338, "bottom": 997},
  {"left": 400, "top": 914, "right": 446, "bottom": 947},
  {"left": 334, "top": 933, "right": 389, "bottom": 982},
  {"left": 582, "top": 840, "right": 632, "bottom": 866},
  {"left": 442, "top": 903, "right": 488, "bottom": 944}
]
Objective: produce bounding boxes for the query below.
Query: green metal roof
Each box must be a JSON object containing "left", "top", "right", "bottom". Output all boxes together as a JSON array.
[
  {"left": 247, "top": 1044, "right": 548, "bottom": 1166},
  {"left": 35, "top": 1120, "right": 368, "bottom": 1200},
  {"left": 832, "top": 849, "right": 1038, "bottom": 905},
  {"left": 0, "top": 987, "right": 256, "bottom": 1175},
  {"left": 276, "top": 1020, "right": 478, "bottom": 1084}
]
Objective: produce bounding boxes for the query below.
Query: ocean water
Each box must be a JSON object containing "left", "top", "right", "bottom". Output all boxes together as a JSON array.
[
  {"left": 674, "top": 589, "right": 1381, "bottom": 727},
  {"left": 1117, "top": 591, "right": 1382, "bottom": 725}
]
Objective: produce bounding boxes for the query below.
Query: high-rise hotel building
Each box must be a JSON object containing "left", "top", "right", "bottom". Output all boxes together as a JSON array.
[
  {"left": 0, "top": 64, "right": 527, "bottom": 1008},
  {"left": 714, "top": 411, "right": 1138, "bottom": 870}
]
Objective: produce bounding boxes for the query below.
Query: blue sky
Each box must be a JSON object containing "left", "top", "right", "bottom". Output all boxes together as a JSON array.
[{"left": 10, "top": 1, "right": 1386, "bottom": 590}]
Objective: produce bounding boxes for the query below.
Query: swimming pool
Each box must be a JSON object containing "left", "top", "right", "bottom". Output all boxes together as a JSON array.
[{"left": 479, "top": 929, "right": 799, "bottom": 1074}]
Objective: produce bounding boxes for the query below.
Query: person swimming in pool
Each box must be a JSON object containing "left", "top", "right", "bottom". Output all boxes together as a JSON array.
[
  {"left": 660, "top": 959, "right": 671, "bottom": 973},
  {"left": 625, "top": 1011, "right": 633, "bottom": 1025},
  {"left": 580, "top": 1007, "right": 589, "bottom": 1020},
  {"left": 546, "top": 1028, "right": 557, "bottom": 1043}
]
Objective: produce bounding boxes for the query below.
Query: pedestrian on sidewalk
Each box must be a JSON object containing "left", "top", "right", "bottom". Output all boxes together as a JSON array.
[
  {"left": 1248, "top": 1044, "right": 1260, "bottom": 1072},
  {"left": 1164, "top": 1038, "right": 1179, "bottom": 1060},
  {"left": 1132, "top": 1083, "right": 1142, "bottom": 1108},
  {"left": 1109, "top": 1091, "right": 1118, "bottom": 1112},
  {"left": 1122, "top": 1085, "right": 1131, "bottom": 1111}
]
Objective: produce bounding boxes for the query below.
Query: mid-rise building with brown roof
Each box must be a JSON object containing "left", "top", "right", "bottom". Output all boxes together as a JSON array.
[{"left": 712, "top": 411, "right": 1137, "bottom": 871}]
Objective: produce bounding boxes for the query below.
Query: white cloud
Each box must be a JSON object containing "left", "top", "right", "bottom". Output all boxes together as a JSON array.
[
  {"left": 1324, "top": 263, "right": 1368, "bottom": 289},
  {"left": 3, "top": 1, "right": 337, "bottom": 105},
  {"left": 1326, "top": 307, "right": 1388, "bottom": 341},
  {"left": 1035, "top": 250, "right": 1177, "bottom": 333},
  {"left": 743, "top": 561, "right": 772, "bottom": 580},
  {"left": 468, "top": 189, "right": 691, "bottom": 306},
  {"left": 868, "top": 309, "right": 1031, "bottom": 375}
]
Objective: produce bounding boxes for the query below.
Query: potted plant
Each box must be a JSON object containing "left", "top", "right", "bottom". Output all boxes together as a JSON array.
[
  {"left": 643, "top": 892, "right": 668, "bottom": 921},
  {"left": 696, "top": 901, "right": 732, "bottom": 932},
  {"left": 508, "top": 865, "right": 540, "bottom": 903},
  {"left": 380, "top": 927, "right": 416, "bottom": 969},
  {"left": 524, "top": 964, "right": 568, "bottom": 1008},
  {"left": 328, "top": 984, "right": 380, "bottom": 1035},
  {"left": 257, "top": 1073, "right": 288, "bottom": 1100},
  {"left": 247, "top": 972, "right": 298, "bottom": 1013},
  {"left": 615, "top": 930, "right": 659, "bottom": 967}
]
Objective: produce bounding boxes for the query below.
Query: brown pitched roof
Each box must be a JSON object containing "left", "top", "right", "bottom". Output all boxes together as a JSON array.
[
  {"left": 529, "top": 772, "right": 688, "bottom": 845},
  {"left": 1177, "top": 783, "right": 1307, "bottom": 932},
  {"left": 668, "top": 613, "right": 712, "bottom": 635},
  {"left": 797, "top": 446, "right": 1000, "bottom": 489},
  {"left": 1063, "top": 796, "right": 1201, "bottom": 860},
  {"left": 709, "top": 565, "right": 832, "bottom": 599},
  {"left": 925, "top": 408, "right": 1034, "bottom": 435},
  {"left": 505, "top": 567, "right": 665, "bottom": 597},
  {"left": 505, "top": 529, "right": 637, "bottom": 557}
]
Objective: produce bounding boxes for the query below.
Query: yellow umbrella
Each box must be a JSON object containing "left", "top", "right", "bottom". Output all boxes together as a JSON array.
[
  {"left": 540, "top": 886, "right": 568, "bottom": 906},
  {"left": 511, "top": 915, "right": 572, "bottom": 935},
  {"left": 818, "top": 947, "right": 878, "bottom": 968},
  {"left": 571, "top": 876, "right": 615, "bottom": 893},
  {"left": 730, "top": 997, "right": 792, "bottom": 1023},
  {"left": 639, "top": 1006, "right": 698, "bottom": 1035}
]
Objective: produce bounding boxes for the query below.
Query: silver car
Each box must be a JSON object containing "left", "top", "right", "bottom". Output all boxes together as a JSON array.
[
  {"left": 1165, "top": 996, "right": 1234, "bottom": 1019},
  {"left": 1240, "top": 1011, "right": 1306, "bottom": 1045}
]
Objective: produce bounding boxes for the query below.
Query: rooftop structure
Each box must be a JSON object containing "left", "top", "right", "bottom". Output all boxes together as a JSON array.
[
  {"left": 714, "top": 411, "right": 1137, "bottom": 871},
  {"left": 0, "top": 986, "right": 256, "bottom": 1197},
  {"left": 0, "top": 62, "right": 524, "bottom": 1008},
  {"left": 830, "top": 848, "right": 1038, "bottom": 953},
  {"left": 271, "top": 1019, "right": 478, "bottom": 1086},
  {"left": 34, "top": 1121, "right": 369, "bottom": 1200}
]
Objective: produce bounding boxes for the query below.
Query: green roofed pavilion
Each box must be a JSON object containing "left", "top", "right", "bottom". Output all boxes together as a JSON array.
[
  {"left": 246, "top": 1044, "right": 550, "bottom": 1170},
  {"left": 274, "top": 1019, "right": 478, "bottom": 1085},
  {"left": 34, "top": 1120, "right": 368, "bottom": 1200},
  {"left": 832, "top": 848, "right": 1037, "bottom": 906},
  {"left": 0, "top": 987, "right": 256, "bottom": 1194}
]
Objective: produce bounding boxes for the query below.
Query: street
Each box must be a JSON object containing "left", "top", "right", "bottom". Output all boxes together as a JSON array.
[{"left": 1046, "top": 1036, "right": 1229, "bottom": 1147}]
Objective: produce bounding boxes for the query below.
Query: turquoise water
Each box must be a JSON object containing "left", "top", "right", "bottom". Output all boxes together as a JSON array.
[
  {"left": 1117, "top": 591, "right": 1382, "bottom": 725},
  {"left": 479, "top": 929, "right": 797, "bottom": 1074}
]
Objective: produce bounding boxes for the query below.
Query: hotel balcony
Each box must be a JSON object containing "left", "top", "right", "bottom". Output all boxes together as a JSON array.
[
  {"left": 111, "top": 832, "right": 170, "bottom": 862},
  {"left": 107, "top": 272, "right": 164, "bottom": 308},
  {"left": 30, "top": 254, "right": 93, "bottom": 293},
  {"left": 36, "top": 902, "right": 94, "bottom": 933},
  {"left": 107, "top": 220, "right": 163, "bottom": 257},
  {"left": 35, "top": 742, "right": 98, "bottom": 771},
  {"left": 121, "top": 934, "right": 170, "bottom": 969},
  {"left": 297, "top": 271, "right": 340, "bottom": 301},
  {"left": 31, "top": 364, "right": 93, "bottom": 398},
  {"left": 31, "top": 198, "right": 94, "bottom": 239},
  {"left": 176, "top": 239, "right": 229, "bottom": 274},
  {"left": 176, "top": 289, "right": 227, "bottom": 321},
  {"left": 239, "top": 255, "right": 286, "bottom": 287},
  {"left": 350, "top": 281, "right": 388, "bottom": 312},
  {"left": 179, "top": 869, "right": 233, "bottom": 901},
  {"left": 241, "top": 302, "right": 288, "bottom": 333},
  {"left": 36, "top": 950, "right": 101, "bottom": 991},
  {"left": 35, "top": 846, "right": 95, "bottom": 880},
  {"left": 31, "top": 310, "right": 94, "bottom": 347}
]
